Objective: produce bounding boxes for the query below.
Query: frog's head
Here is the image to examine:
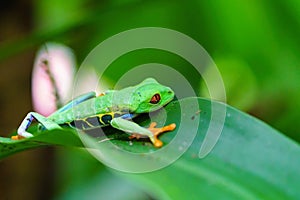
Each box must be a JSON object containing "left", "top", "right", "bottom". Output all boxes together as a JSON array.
[{"left": 131, "top": 78, "right": 175, "bottom": 113}]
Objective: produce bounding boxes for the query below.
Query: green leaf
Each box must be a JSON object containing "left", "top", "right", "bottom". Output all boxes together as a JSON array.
[
  {"left": 1, "top": 98, "right": 299, "bottom": 199},
  {"left": 115, "top": 98, "right": 300, "bottom": 199},
  {"left": 0, "top": 129, "right": 83, "bottom": 159}
]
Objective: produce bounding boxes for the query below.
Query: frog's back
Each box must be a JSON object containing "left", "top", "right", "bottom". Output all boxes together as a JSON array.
[{"left": 48, "top": 94, "right": 114, "bottom": 125}]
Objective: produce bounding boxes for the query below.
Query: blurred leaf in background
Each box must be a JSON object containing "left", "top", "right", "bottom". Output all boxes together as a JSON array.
[{"left": 200, "top": 56, "right": 258, "bottom": 111}]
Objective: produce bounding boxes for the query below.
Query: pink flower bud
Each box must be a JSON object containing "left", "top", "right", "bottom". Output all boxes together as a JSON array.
[{"left": 32, "top": 43, "right": 76, "bottom": 116}]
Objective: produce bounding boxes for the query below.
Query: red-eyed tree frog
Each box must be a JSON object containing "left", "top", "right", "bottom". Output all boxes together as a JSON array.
[{"left": 13, "top": 78, "right": 176, "bottom": 147}]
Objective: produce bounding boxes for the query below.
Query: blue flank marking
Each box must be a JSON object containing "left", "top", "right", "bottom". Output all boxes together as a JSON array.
[
  {"left": 121, "top": 113, "right": 135, "bottom": 120},
  {"left": 55, "top": 92, "right": 96, "bottom": 113}
]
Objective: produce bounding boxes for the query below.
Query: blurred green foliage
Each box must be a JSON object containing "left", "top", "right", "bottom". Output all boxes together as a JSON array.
[
  {"left": 1, "top": 0, "right": 300, "bottom": 199},
  {"left": 2, "top": 0, "right": 299, "bottom": 139}
]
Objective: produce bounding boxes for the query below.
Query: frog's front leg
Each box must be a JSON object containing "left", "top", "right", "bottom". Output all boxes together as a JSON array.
[
  {"left": 12, "top": 112, "right": 61, "bottom": 140},
  {"left": 110, "top": 118, "right": 176, "bottom": 147}
]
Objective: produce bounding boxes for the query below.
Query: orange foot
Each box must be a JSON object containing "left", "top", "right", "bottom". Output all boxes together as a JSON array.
[
  {"left": 130, "top": 122, "right": 176, "bottom": 148},
  {"left": 11, "top": 135, "right": 25, "bottom": 140},
  {"left": 148, "top": 122, "right": 176, "bottom": 147}
]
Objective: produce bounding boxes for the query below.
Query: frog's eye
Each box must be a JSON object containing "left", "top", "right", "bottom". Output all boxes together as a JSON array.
[{"left": 150, "top": 93, "right": 160, "bottom": 104}]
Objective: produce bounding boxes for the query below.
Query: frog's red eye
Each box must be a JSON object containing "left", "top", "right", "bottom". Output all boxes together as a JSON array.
[{"left": 150, "top": 94, "right": 160, "bottom": 104}]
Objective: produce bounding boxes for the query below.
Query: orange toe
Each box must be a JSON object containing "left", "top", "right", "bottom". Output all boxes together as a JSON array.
[
  {"left": 11, "top": 135, "right": 25, "bottom": 140},
  {"left": 153, "top": 138, "right": 163, "bottom": 148},
  {"left": 161, "top": 123, "right": 176, "bottom": 133},
  {"left": 148, "top": 122, "right": 157, "bottom": 128}
]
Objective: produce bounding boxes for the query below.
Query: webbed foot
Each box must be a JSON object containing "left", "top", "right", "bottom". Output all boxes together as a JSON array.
[
  {"left": 130, "top": 122, "right": 176, "bottom": 148},
  {"left": 11, "top": 131, "right": 33, "bottom": 140},
  {"left": 148, "top": 122, "right": 176, "bottom": 147},
  {"left": 11, "top": 135, "right": 25, "bottom": 140}
]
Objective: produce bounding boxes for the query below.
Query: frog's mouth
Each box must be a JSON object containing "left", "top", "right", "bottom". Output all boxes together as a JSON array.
[{"left": 162, "top": 88, "right": 175, "bottom": 104}]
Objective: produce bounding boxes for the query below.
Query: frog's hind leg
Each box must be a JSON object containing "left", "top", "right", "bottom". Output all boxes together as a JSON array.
[
  {"left": 12, "top": 112, "right": 61, "bottom": 140},
  {"left": 12, "top": 92, "right": 97, "bottom": 140}
]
